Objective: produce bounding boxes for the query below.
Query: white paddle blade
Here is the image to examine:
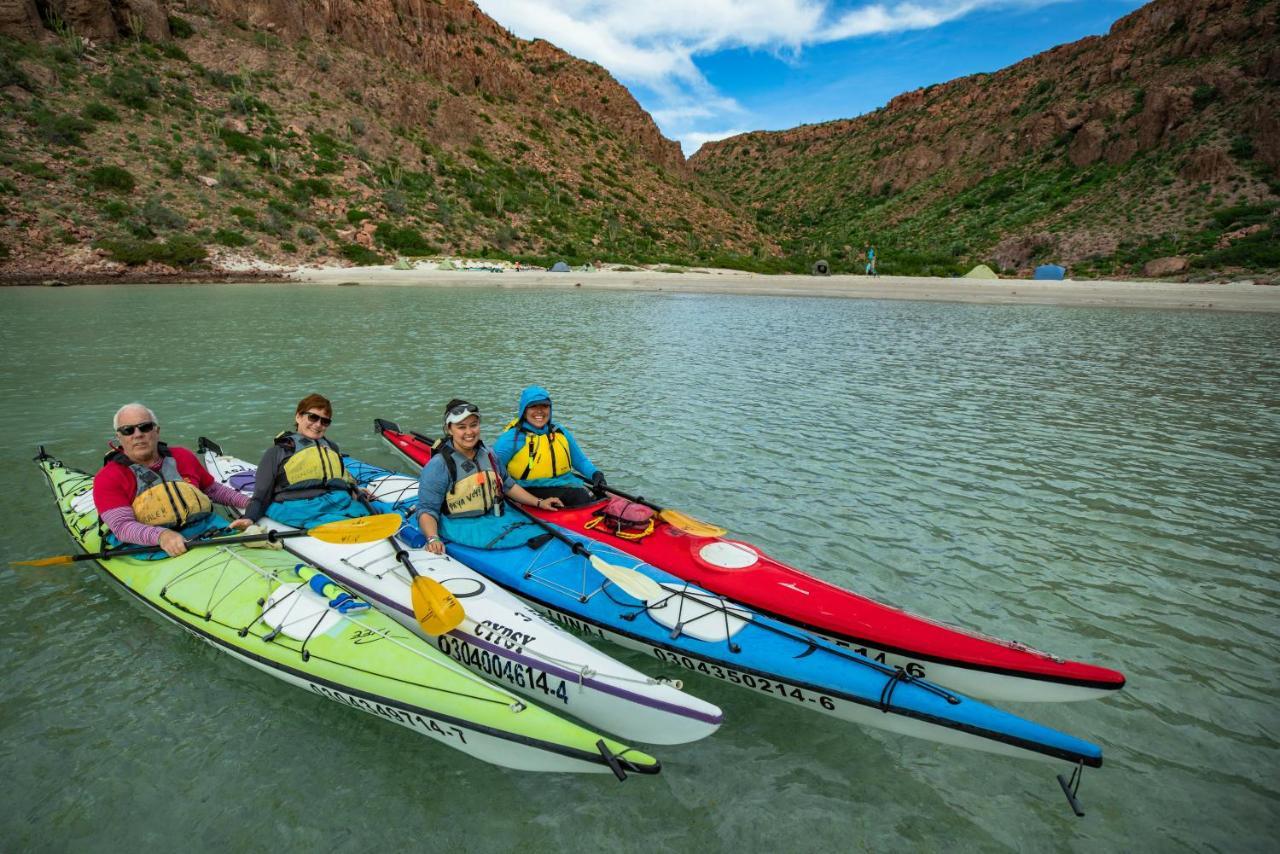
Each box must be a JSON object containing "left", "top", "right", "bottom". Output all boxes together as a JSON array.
[{"left": 589, "top": 555, "right": 665, "bottom": 602}]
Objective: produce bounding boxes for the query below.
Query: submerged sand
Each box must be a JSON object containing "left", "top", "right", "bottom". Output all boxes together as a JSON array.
[{"left": 286, "top": 264, "right": 1280, "bottom": 313}]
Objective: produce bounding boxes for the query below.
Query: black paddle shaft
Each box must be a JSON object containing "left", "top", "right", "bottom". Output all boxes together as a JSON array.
[{"left": 77, "top": 529, "right": 299, "bottom": 562}]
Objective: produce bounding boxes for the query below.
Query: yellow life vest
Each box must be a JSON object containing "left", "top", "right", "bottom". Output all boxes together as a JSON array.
[
  {"left": 276, "top": 432, "right": 354, "bottom": 494},
  {"left": 108, "top": 445, "right": 213, "bottom": 530},
  {"left": 503, "top": 419, "right": 572, "bottom": 480},
  {"left": 438, "top": 444, "right": 505, "bottom": 519}
]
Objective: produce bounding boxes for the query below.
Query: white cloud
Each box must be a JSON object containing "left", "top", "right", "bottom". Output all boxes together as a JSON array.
[
  {"left": 476, "top": 1, "right": 1064, "bottom": 154},
  {"left": 680, "top": 128, "right": 752, "bottom": 157}
]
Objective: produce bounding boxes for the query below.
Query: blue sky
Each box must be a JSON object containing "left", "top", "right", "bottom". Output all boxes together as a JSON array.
[{"left": 475, "top": 0, "right": 1148, "bottom": 155}]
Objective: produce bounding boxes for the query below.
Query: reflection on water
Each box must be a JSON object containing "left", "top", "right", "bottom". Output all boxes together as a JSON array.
[{"left": 0, "top": 285, "right": 1276, "bottom": 850}]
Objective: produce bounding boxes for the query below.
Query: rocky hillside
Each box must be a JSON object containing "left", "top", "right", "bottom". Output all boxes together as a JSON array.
[
  {"left": 691, "top": 0, "right": 1280, "bottom": 278},
  {"left": 0, "top": 0, "right": 773, "bottom": 276}
]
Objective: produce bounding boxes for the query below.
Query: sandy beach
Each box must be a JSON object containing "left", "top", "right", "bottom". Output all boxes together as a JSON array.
[{"left": 286, "top": 264, "right": 1280, "bottom": 313}]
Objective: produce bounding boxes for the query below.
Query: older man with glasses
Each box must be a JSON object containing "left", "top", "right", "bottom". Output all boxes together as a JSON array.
[{"left": 93, "top": 403, "right": 252, "bottom": 557}]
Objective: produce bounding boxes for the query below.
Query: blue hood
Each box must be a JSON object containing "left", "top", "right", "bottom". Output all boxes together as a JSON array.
[{"left": 516, "top": 385, "right": 553, "bottom": 433}]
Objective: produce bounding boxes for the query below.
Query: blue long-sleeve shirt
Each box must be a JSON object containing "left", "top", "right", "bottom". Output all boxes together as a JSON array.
[{"left": 492, "top": 384, "right": 598, "bottom": 489}]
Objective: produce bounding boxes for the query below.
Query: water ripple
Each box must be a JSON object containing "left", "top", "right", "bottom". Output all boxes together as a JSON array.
[{"left": 1, "top": 286, "right": 1277, "bottom": 849}]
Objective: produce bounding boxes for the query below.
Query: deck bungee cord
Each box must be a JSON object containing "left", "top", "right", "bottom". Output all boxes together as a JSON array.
[
  {"left": 157, "top": 545, "right": 526, "bottom": 710},
  {"left": 205, "top": 450, "right": 679, "bottom": 695},
  {"left": 509, "top": 502, "right": 965, "bottom": 707},
  {"left": 197, "top": 441, "right": 723, "bottom": 746},
  {"left": 31, "top": 449, "right": 667, "bottom": 778}
]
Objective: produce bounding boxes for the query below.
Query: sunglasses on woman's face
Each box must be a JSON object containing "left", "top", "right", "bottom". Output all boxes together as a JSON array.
[
  {"left": 116, "top": 421, "right": 156, "bottom": 437},
  {"left": 303, "top": 412, "right": 332, "bottom": 427}
]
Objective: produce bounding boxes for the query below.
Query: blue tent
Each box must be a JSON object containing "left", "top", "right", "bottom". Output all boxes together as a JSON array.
[
  {"left": 1034, "top": 264, "right": 1065, "bottom": 280},
  {"left": 550, "top": 261, "right": 571, "bottom": 272}
]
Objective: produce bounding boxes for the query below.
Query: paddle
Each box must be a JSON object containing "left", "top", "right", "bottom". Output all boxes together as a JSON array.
[
  {"left": 13, "top": 514, "right": 405, "bottom": 567},
  {"left": 374, "top": 420, "right": 727, "bottom": 538},
  {"left": 578, "top": 477, "right": 728, "bottom": 538},
  {"left": 394, "top": 533, "right": 465, "bottom": 636},
  {"left": 507, "top": 500, "right": 666, "bottom": 601},
  {"left": 345, "top": 488, "right": 463, "bottom": 637}
]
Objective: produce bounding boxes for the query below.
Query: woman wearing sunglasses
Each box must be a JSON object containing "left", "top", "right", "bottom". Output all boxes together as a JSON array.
[
  {"left": 415, "top": 399, "right": 563, "bottom": 555},
  {"left": 93, "top": 402, "right": 253, "bottom": 558},
  {"left": 244, "top": 394, "right": 392, "bottom": 528}
]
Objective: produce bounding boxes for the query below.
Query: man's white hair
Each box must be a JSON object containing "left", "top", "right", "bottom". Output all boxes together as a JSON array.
[{"left": 113, "top": 403, "right": 158, "bottom": 430}]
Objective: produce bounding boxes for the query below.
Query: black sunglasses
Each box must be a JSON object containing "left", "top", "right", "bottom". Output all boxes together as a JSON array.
[
  {"left": 303, "top": 412, "right": 332, "bottom": 427},
  {"left": 116, "top": 421, "right": 156, "bottom": 437},
  {"left": 446, "top": 403, "right": 479, "bottom": 421}
]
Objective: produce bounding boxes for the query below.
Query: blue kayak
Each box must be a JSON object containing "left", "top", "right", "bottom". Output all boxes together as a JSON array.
[{"left": 346, "top": 455, "right": 1102, "bottom": 768}]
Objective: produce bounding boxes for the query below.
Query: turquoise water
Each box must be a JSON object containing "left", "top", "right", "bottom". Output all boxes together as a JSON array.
[{"left": 0, "top": 284, "right": 1276, "bottom": 851}]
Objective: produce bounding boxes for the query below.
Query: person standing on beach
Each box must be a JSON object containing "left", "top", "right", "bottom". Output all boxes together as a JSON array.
[{"left": 866, "top": 244, "right": 878, "bottom": 276}]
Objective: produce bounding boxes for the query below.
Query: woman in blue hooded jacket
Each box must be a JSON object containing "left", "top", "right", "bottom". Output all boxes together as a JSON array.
[{"left": 492, "top": 385, "right": 604, "bottom": 508}]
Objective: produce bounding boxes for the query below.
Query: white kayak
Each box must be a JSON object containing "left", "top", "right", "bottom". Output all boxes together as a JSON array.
[{"left": 199, "top": 441, "right": 723, "bottom": 745}]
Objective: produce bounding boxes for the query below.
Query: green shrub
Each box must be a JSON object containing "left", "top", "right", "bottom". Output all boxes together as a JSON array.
[
  {"left": 383, "top": 189, "right": 406, "bottom": 215},
  {"left": 266, "top": 198, "right": 298, "bottom": 218},
  {"left": 340, "top": 243, "right": 383, "bottom": 265},
  {"left": 15, "top": 160, "right": 56, "bottom": 180},
  {"left": 288, "top": 177, "right": 333, "bottom": 203},
  {"left": 0, "top": 50, "right": 31, "bottom": 90},
  {"left": 192, "top": 145, "right": 216, "bottom": 171},
  {"left": 32, "top": 109, "right": 93, "bottom": 147},
  {"left": 1191, "top": 84, "right": 1218, "bottom": 110},
  {"left": 81, "top": 101, "right": 120, "bottom": 122},
  {"left": 218, "top": 127, "right": 262, "bottom": 156},
  {"left": 1195, "top": 225, "right": 1280, "bottom": 269},
  {"left": 99, "top": 199, "right": 131, "bottom": 220},
  {"left": 1210, "top": 202, "right": 1276, "bottom": 230},
  {"left": 346, "top": 208, "right": 371, "bottom": 224},
  {"left": 229, "top": 92, "right": 272, "bottom": 116},
  {"left": 126, "top": 219, "right": 155, "bottom": 239},
  {"left": 213, "top": 228, "right": 251, "bottom": 247},
  {"left": 260, "top": 206, "right": 293, "bottom": 236},
  {"left": 313, "top": 158, "right": 340, "bottom": 174},
  {"left": 0, "top": 177, "right": 16, "bottom": 194},
  {"left": 296, "top": 225, "right": 321, "bottom": 244},
  {"left": 95, "top": 235, "right": 207, "bottom": 266},
  {"left": 104, "top": 68, "right": 160, "bottom": 110},
  {"left": 373, "top": 222, "right": 436, "bottom": 255},
  {"left": 141, "top": 198, "right": 187, "bottom": 230},
  {"left": 168, "top": 15, "right": 194, "bottom": 38},
  {"left": 1230, "top": 135, "right": 1255, "bottom": 161},
  {"left": 160, "top": 42, "right": 189, "bottom": 61},
  {"left": 200, "top": 66, "right": 241, "bottom": 90},
  {"left": 309, "top": 130, "right": 342, "bottom": 160},
  {"left": 88, "top": 165, "right": 136, "bottom": 193}
]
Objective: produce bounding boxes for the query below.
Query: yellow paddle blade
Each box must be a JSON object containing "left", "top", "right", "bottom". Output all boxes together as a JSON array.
[
  {"left": 308, "top": 513, "right": 403, "bottom": 545},
  {"left": 588, "top": 555, "right": 665, "bottom": 602},
  {"left": 658, "top": 508, "right": 727, "bottom": 538},
  {"left": 411, "top": 575, "right": 465, "bottom": 636},
  {"left": 10, "top": 554, "right": 76, "bottom": 567}
]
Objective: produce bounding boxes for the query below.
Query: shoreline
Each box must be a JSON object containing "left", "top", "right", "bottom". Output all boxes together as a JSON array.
[
  {"left": 289, "top": 265, "right": 1280, "bottom": 313},
  {"left": 3, "top": 264, "right": 1278, "bottom": 312}
]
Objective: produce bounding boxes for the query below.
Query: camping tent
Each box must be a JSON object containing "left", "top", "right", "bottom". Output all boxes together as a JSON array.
[
  {"left": 963, "top": 264, "right": 999, "bottom": 279},
  {"left": 1034, "top": 264, "right": 1065, "bottom": 280},
  {"left": 550, "top": 261, "right": 571, "bottom": 272},
  {"left": 436, "top": 260, "right": 456, "bottom": 270}
]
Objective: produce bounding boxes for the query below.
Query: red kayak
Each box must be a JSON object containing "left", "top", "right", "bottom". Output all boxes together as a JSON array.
[{"left": 375, "top": 419, "right": 1125, "bottom": 703}]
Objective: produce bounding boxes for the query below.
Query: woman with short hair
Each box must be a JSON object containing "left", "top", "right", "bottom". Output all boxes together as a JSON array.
[{"left": 245, "top": 394, "right": 390, "bottom": 528}]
